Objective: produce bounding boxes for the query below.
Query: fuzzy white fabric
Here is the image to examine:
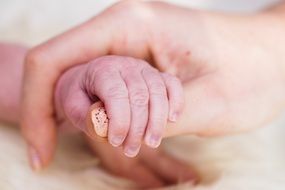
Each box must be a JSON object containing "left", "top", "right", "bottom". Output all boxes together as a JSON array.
[
  {"left": 0, "top": 0, "right": 284, "bottom": 189},
  {"left": 1, "top": 117, "right": 285, "bottom": 190}
]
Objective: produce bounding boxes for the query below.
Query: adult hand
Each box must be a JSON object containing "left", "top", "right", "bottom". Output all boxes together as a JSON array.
[
  {"left": 86, "top": 137, "right": 197, "bottom": 188},
  {"left": 21, "top": 0, "right": 285, "bottom": 170}
]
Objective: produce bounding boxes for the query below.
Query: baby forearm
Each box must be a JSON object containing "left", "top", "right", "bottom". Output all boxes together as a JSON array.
[{"left": 0, "top": 43, "right": 27, "bottom": 124}]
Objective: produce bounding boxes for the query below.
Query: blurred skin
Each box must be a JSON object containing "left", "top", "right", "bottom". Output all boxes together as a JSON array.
[
  {"left": 0, "top": 44, "right": 197, "bottom": 188},
  {"left": 0, "top": 43, "right": 25, "bottom": 123},
  {"left": 15, "top": 0, "right": 285, "bottom": 187}
]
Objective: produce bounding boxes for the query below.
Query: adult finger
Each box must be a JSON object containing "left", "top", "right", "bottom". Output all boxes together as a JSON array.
[
  {"left": 140, "top": 147, "right": 199, "bottom": 185},
  {"left": 86, "top": 137, "right": 164, "bottom": 188},
  {"left": 142, "top": 68, "right": 168, "bottom": 148},
  {"left": 126, "top": 163, "right": 165, "bottom": 188}
]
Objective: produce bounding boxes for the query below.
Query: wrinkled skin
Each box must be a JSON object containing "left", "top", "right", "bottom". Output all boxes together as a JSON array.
[
  {"left": 55, "top": 55, "right": 185, "bottom": 158},
  {"left": 0, "top": 45, "right": 198, "bottom": 188},
  {"left": 54, "top": 55, "right": 197, "bottom": 188}
]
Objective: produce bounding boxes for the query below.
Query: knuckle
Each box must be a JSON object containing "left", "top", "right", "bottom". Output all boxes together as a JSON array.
[
  {"left": 161, "top": 72, "right": 172, "bottom": 78},
  {"left": 122, "top": 57, "right": 137, "bottom": 68},
  {"left": 105, "top": 85, "right": 129, "bottom": 100},
  {"left": 111, "top": 0, "right": 146, "bottom": 14},
  {"left": 130, "top": 89, "right": 149, "bottom": 106},
  {"left": 149, "top": 82, "right": 166, "bottom": 95},
  {"left": 87, "top": 59, "right": 118, "bottom": 78},
  {"left": 96, "top": 69, "right": 117, "bottom": 81},
  {"left": 168, "top": 75, "right": 182, "bottom": 85},
  {"left": 105, "top": 0, "right": 154, "bottom": 25},
  {"left": 25, "top": 47, "right": 49, "bottom": 70},
  {"left": 109, "top": 115, "right": 130, "bottom": 131},
  {"left": 163, "top": 72, "right": 181, "bottom": 84},
  {"left": 122, "top": 57, "right": 148, "bottom": 70},
  {"left": 92, "top": 56, "right": 117, "bottom": 67}
]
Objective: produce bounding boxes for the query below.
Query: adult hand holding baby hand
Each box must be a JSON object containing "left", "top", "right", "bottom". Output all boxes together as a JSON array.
[
  {"left": 21, "top": 0, "right": 285, "bottom": 180},
  {"left": 54, "top": 56, "right": 196, "bottom": 187},
  {"left": 21, "top": 1, "right": 191, "bottom": 169}
]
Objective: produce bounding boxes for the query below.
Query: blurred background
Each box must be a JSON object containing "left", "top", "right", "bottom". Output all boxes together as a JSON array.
[
  {"left": 0, "top": 0, "right": 281, "bottom": 45},
  {"left": 0, "top": 0, "right": 284, "bottom": 190}
]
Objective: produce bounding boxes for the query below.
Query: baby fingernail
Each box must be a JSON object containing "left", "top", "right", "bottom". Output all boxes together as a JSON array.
[
  {"left": 146, "top": 134, "right": 162, "bottom": 148},
  {"left": 124, "top": 146, "right": 140, "bottom": 157},
  {"left": 28, "top": 145, "right": 42, "bottom": 171},
  {"left": 169, "top": 112, "right": 179, "bottom": 122},
  {"left": 110, "top": 136, "right": 124, "bottom": 147}
]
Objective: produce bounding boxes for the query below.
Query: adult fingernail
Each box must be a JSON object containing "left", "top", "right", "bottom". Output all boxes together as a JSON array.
[
  {"left": 169, "top": 112, "right": 179, "bottom": 122},
  {"left": 124, "top": 145, "right": 141, "bottom": 158},
  {"left": 110, "top": 135, "right": 124, "bottom": 147},
  {"left": 146, "top": 134, "right": 162, "bottom": 148},
  {"left": 28, "top": 145, "right": 42, "bottom": 171}
]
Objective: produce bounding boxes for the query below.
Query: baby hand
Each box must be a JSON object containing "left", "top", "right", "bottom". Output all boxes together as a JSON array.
[{"left": 55, "top": 56, "right": 184, "bottom": 157}]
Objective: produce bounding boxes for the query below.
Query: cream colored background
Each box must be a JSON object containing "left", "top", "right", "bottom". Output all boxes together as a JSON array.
[
  {"left": 0, "top": 0, "right": 285, "bottom": 190},
  {"left": 0, "top": 0, "right": 282, "bottom": 45}
]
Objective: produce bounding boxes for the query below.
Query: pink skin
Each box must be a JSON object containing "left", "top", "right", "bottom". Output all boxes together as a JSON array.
[
  {"left": 0, "top": 43, "right": 26, "bottom": 124},
  {"left": 0, "top": 43, "right": 198, "bottom": 187},
  {"left": 20, "top": 1, "right": 285, "bottom": 170},
  {"left": 55, "top": 55, "right": 184, "bottom": 157},
  {"left": 89, "top": 101, "right": 109, "bottom": 137}
]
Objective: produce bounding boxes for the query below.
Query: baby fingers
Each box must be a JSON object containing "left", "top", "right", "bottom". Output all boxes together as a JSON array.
[
  {"left": 90, "top": 69, "right": 131, "bottom": 147},
  {"left": 161, "top": 72, "right": 184, "bottom": 122},
  {"left": 121, "top": 68, "right": 149, "bottom": 157},
  {"left": 85, "top": 56, "right": 184, "bottom": 157},
  {"left": 142, "top": 67, "right": 168, "bottom": 149}
]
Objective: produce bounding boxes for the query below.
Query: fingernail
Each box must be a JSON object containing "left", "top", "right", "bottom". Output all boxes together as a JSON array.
[
  {"left": 28, "top": 145, "right": 42, "bottom": 171},
  {"left": 124, "top": 145, "right": 141, "bottom": 158},
  {"left": 110, "top": 136, "right": 124, "bottom": 147},
  {"left": 169, "top": 112, "right": 179, "bottom": 122},
  {"left": 146, "top": 134, "right": 162, "bottom": 148}
]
